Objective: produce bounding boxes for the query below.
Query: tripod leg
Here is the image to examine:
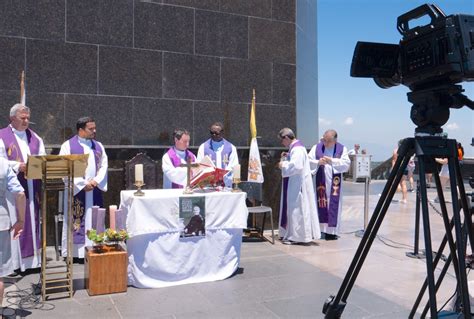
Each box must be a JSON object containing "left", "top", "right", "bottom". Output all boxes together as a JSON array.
[
  {"left": 446, "top": 156, "right": 471, "bottom": 318},
  {"left": 453, "top": 155, "right": 474, "bottom": 253},
  {"left": 407, "top": 180, "right": 423, "bottom": 258},
  {"left": 417, "top": 154, "right": 438, "bottom": 317},
  {"left": 323, "top": 138, "right": 414, "bottom": 318},
  {"left": 409, "top": 218, "right": 453, "bottom": 318}
]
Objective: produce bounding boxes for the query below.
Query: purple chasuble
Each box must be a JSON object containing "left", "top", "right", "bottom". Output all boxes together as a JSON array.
[
  {"left": 315, "top": 142, "right": 344, "bottom": 227},
  {"left": 203, "top": 138, "right": 233, "bottom": 168},
  {"left": 69, "top": 135, "right": 104, "bottom": 244},
  {"left": 280, "top": 140, "right": 305, "bottom": 229},
  {"left": 0, "top": 126, "right": 41, "bottom": 258},
  {"left": 166, "top": 147, "right": 196, "bottom": 189}
]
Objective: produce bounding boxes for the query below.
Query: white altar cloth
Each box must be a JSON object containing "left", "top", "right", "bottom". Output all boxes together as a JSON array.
[{"left": 120, "top": 189, "right": 248, "bottom": 288}]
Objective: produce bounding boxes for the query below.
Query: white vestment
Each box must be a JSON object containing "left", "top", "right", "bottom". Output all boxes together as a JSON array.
[
  {"left": 0, "top": 127, "right": 45, "bottom": 270},
  {"left": 308, "top": 144, "right": 350, "bottom": 235},
  {"left": 279, "top": 142, "right": 320, "bottom": 243},
  {"left": 162, "top": 149, "right": 196, "bottom": 189},
  {"left": 60, "top": 137, "right": 108, "bottom": 258},
  {"left": 197, "top": 140, "right": 238, "bottom": 188}
]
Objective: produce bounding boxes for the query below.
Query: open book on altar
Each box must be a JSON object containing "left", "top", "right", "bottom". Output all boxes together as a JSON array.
[{"left": 190, "top": 156, "right": 230, "bottom": 188}]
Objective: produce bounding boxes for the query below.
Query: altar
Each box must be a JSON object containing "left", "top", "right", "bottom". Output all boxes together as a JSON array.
[{"left": 119, "top": 189, "right": 248, "bottom": 288}]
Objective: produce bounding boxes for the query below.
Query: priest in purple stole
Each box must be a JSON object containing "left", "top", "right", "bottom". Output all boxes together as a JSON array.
[
  {"left": 278, "top": 128, "right": 320, "bottom": 244},
  {"left": 59, "top": 117, "right": 108, "bottom": 258},
  {"left": 162, "top": 128, "right": 196, "bottom": 189},
  {"left": 197, "top": 122, "right": 238, "bottom": 188},
  {"left": 0, "top": 104, "right": 45, "bottom": 271},
  {"left": 308, "top": 129, "right": 350, "bottom": 240}
]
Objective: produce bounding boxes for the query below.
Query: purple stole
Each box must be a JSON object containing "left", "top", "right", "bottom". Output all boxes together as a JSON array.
[
  {"left": 315, "top": 142, "right": 344, "bottom": 227},
  {"left": 203, "top": 138, "right": 233, "bottom": 168},
  {"left": 69, "top": 135, "right": 104, "bottom": 244},
  {"left": 0, "top": 126, "right": 41, "bottom": 258},
  {"left": 166, "top": 147, "right": 196, "bottom": 189},
  {"left": 280, "top": 140, "right": 304, "bottom": 229}
]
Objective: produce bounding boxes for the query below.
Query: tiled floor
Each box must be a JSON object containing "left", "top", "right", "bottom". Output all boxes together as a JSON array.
[{"left": 2, "top": 180, "right": 472, "bottom": 318}]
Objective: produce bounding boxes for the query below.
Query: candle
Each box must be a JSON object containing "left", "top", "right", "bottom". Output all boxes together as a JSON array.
[
  {"left": 109, "top": 205, "right": 117, "bottom": 230},
  {"left": 115, "top": 209, "right": 125, "bottom": 231},
  {"left": 232, "top": 164, "right": 241, "bottom": 180},
  {"left": 91, "top": 205, "right": 100, "bottom": 230},
  {"left": 135, "top": 164, "right": 144, "bottom": 183},
  {"left": 97, "top": 208, "right": 106, "bottom": 233}
]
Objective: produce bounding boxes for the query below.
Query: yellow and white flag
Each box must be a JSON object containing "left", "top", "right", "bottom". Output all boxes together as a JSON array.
[
  {"left": 248, "top": 89, "right": 264, "bottom": 183},
  {"left": 20, "top": 71, "right": 26, "bottom": 105}
]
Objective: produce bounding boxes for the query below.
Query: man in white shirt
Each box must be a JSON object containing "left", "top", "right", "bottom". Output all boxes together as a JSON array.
[
  {"left": 197, "top": 122, "right": 238, "bottom": 188},
  {"left": 59, "top": 117, "right": 108, "bottom": 258},
  {"left": 0, "top": 104, "right": 45, "bottom": 271},
  {"left": 0, "top": 154, "right": 26, "bottom": 310},
  {"left": 308, "top": 129, "right": 350, "bottom": 240},
  {"left": 162, "top": 128, "right": 196, "bottom": 189}
]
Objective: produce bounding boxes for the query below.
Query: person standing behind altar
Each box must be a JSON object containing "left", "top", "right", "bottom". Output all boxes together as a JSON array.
[
  {"left": 162, "top": 128, "right": 196, "bottom": 189},
  {"left": 0, "top": 104, "right": 45, "bottom": 271},
  {"left": 197, "top": 122, "right": 238, "bottom": 188},
  {"left": 59, "top": 117, "right": 108, "bottom": 258},
  {"left": 278, "top": 128, "right": 320, "bottom": 245},
  {"left": 308, "top": 129, "right": 350, "bottom": 240},
  {"left": 0, "top": 155, "right": 26, "bottom": 311}
]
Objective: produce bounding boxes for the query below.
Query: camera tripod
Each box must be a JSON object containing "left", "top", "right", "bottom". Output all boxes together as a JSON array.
[{"left": 323, "top": 136, "right": 473, "bottom": 318}]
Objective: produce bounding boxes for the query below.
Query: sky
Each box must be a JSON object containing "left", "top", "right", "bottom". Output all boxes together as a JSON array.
[{"left": 317, "top": 0, "right": 474, "bottom": 161}]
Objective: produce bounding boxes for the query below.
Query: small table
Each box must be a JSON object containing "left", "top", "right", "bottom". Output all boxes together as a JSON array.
[
  {"left": 85, "top": 245, "right": 128, "bottom": 296},
  {"left": 120, "top": 189, "right": 248, "bottom": 288}
]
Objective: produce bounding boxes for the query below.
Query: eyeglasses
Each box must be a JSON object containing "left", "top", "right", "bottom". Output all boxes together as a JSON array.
[{"left": 210, "top": 131, "right": 222, "bottom": 136}]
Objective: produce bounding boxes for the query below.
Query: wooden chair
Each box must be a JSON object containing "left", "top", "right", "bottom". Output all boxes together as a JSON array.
[
  {"left": 124, "top": 152, "right": 159, "bottom": 190},
  {"left": 239, "top": 181, "right": 275, "bottom": 244}
]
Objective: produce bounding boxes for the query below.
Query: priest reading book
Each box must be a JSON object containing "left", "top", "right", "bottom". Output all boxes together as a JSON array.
[{"left": 190, "top": 156, "right": 230, "bottom": 189}]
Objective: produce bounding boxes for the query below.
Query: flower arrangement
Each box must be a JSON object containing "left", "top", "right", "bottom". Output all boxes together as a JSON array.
[{"left": 87, "top": 228, "right": 129, "bottom": 245}]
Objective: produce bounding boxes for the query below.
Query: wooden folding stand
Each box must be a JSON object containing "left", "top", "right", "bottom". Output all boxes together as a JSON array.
[{"left": 27, "top": 154, "right": 88, "bottom": 300}]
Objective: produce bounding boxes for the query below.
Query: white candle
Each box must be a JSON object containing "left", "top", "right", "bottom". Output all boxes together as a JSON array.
[
  {"left": 109, "top": 205, "right": 117, "bottom": 230},
  {"left": 135, "top": 164, "right": 144, "bottom": 183},
  {"left": 232, "top": 164, "right": 241, "bottom": 180}
]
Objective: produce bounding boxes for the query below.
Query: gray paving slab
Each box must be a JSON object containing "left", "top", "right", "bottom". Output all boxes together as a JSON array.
[{"left": 2, "top": 180, "right": 471, "bottom": 318}]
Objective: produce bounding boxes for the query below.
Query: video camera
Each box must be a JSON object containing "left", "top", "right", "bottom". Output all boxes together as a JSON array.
[
  {"left": 351, "top": 3, "right": 474, "bottom": 90},
  {"left": 350, "top": 4, "right": 474, "bottom": 134}
]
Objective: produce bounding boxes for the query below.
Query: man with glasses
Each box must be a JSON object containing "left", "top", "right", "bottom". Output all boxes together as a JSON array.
[
  {"left": 278, "top": 128, "right": 320, "bottom": 245},
  {"left": 308, "top": 129, "right": 350, "bottom": 240},
  {"left": 197, "top": 122, "right": 238, "bottom": 188}
]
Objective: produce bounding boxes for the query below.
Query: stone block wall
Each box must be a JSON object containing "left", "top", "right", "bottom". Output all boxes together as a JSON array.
[{"left": 0, "top": 0, "right": 298, "bottom": 240}]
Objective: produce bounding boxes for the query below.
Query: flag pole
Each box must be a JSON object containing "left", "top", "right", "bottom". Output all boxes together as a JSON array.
[{"left": 20, "top": 70, "right": 25, "bottom": 105}]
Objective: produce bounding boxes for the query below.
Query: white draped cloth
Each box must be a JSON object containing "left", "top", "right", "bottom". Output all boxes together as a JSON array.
[
  {"left": 120, "top": 189, "right": 248, "bottom": 288},
  {"left": 279, "top": 142, "right": 320, "bottom": 243},
  {"left": 196, "top": 140, "right": 238, "bottom": 188},
  {"left": 308, "top": 144, "right": 350, "bottom": 235},
  {"left": 0, "top": 126, "right": 45, "bottom": 270},
  {"left": 60, "top": 137, "right": 108, "bottom": 258}
]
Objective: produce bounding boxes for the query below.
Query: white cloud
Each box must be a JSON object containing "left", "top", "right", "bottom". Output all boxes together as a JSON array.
[
  {"left": 343, "top": 117, "right": 354, "bottom": 125},
  {"left": 319, "top": 118, "right": 332, "bottom": 126},
  {"left": 445, "top": 122, "right": 460, "bottom": 130}
]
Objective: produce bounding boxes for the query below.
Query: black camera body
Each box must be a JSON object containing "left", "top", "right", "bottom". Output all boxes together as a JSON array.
[{"left": 351, "top": 4, "right": 474, "bottom": 91}]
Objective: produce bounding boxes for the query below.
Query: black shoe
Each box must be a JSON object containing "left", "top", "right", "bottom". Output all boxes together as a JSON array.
[
  {"left": 320, "top": 232, "right": 327, "bottom": 240},
  {"left": 325, "top": 234, "right": 339, "bottom": 241}
]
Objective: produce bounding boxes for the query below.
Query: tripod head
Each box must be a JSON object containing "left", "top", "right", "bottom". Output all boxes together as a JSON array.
[{"left": 409, "top": 84, "right": 474, "bottom": 135}]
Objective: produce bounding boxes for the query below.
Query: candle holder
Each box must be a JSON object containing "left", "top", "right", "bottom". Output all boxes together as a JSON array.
[
  {"left": 232, "top": 178, "right": 241, "bottom": 192},
  {"left": 134, "top": 181, "right": 145, "bottom": 196},
  {"left": 183, "top": 185, "right": 194, "bottom": 194}
]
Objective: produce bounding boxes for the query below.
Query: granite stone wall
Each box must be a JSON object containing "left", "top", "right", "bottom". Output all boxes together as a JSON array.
[{"left": 0, "top": 0, "right": 298, "bottom": 239}]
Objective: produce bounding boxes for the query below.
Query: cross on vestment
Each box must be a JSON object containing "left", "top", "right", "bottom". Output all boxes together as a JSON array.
[
  {"left": 179, "top": 156, "right": 200, "bottom": 193},
  {"left": 222, "top": 154, "right": 229, "bottom": 167}
]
